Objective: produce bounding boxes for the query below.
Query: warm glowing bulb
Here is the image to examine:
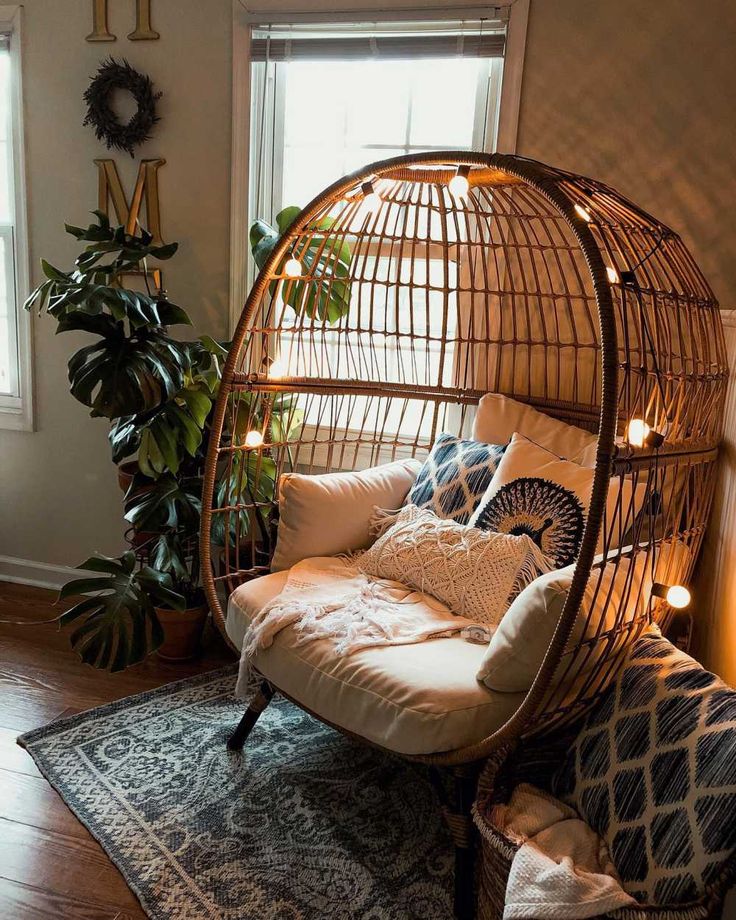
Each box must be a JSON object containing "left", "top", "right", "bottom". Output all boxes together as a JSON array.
[
  {"left": 666, "top": 585, "right": 691, "bottom": 609},
  {"left": 244, "top": 430, "right": 264, "bottom": 448},
  {"left": 627, "top": 418, "right": 650, "bottom": 448},
  {"left": 574, "top": 203, "right": 592, "bottom": 222},
  {"left": 606, "top": 266, "right": 619, "bottom": 284},
  {"left": 284, "top": 257, "right": 302, "bottom": 278},
  {"left": 448, "top": 174, "right": 470, "bottom": 199}
]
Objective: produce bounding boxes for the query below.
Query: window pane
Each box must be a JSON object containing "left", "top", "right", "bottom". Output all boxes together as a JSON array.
[
  {"left": 283, "top": 62, "right": 350, "bottom": 150},
  {"left": 345, "top": 61, "right": 410, "bottom": 148},
  {"left": 282, "top": 144, "right": 345, "bottom": 208},
  {"left": 278, "top": 53, "right": 486, "bottom": 209},
  {"left": 409, "top": 58, "right": 484, "bottom": 147},
  {"left": 0, "top": 233, "right": 14, "bottom": 395},
  {"left": 0, "top": 49, "right": 15, "bottom": 397},
  {"left": 250, "top": 32, "right": 501, "bottom": 440}
]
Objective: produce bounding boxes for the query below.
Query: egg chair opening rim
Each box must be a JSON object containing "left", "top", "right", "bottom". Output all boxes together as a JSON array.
[{"left": 199, "top": 150, "right": 620, "bottom": 765}]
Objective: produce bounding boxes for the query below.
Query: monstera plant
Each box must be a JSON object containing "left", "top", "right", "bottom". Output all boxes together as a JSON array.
[
  {"left": 25, "top": 206, "right": 351, "bottom": 671},
  {"left": 250, "top": 205, "right": 352, "bottom": 322}
]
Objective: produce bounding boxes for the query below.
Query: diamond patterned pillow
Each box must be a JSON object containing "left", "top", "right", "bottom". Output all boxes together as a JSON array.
[
  {"left": 552, "top": 629, "right": 736, "bottom": 905},
  {"left": 407, "top": 434, "right": 505, "bottom": 525}
]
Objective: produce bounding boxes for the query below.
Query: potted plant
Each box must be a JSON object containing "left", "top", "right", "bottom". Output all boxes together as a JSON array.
[
  {"left": 25, "top": 207, "right": 350, "bottom": 670},
  {"left": 25, "top": 215, "right": 216, "bottom": 663}
]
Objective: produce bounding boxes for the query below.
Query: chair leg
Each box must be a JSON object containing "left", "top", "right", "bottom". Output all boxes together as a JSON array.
[
  {"left": 227, "top": 680, "right": 274, "bottom": 751},
  {"left": 445, "top": 765, "right": 480, "bottom": 920}
]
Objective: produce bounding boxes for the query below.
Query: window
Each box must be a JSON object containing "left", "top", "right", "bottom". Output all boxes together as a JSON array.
[
  {"left": 231, "top": 9, "right": 527, "bottom": 454},
  {"left": 249, "top": 20, "right": 504, "bottom": 225},
  {"left": 0, "top": 6, "right": 30, "bottom": 431}
]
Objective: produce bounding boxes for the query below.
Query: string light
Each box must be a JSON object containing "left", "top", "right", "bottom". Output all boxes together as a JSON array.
[
  {"left": 361, "top": 181, "right": 381, "bottom": 213},
  {"left": 244, "top": 430, "right": 264, "bottom": 448},
  {"left": 574, "top": 203, "right": 592, "bottom": 222},
  {"left": 627, "top": 418, "right": 650, "bottom": 447},
  {"left": 653, "top": 583, "right": 692, "bottom": 609},
  {"left": 283, "top": 257, "right": 302, "bottom": 278},
  {"left": 627, "top": 418, "right": 665, "bottom": 449},
  {"left": 606, "top": 266, "right": 619, "bottom": 284},
  {"left": 448, "top": 165, "right": 470, "bottom": 200}
]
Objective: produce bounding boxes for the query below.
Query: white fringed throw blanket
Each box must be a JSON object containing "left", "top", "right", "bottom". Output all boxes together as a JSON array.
[{"left": 236, "top": 555, "right": 476, "bottom": 699}]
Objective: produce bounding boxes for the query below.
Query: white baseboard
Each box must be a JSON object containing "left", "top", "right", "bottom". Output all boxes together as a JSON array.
[{"left": 0, "top": 554, "right": 89, "bottom": 591}]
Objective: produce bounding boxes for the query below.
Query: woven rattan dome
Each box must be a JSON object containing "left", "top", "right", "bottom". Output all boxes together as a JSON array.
[{"left": 201, "top": 152, "right": 727, "bottom": 763}]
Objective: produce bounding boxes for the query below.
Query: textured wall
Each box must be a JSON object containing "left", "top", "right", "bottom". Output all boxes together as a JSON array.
[{"left": 515, "top": 0, "right": 736, "bottom": 681}]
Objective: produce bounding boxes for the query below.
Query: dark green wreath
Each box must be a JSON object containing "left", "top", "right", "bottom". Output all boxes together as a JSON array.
[{"left": 83, "top": 58, "right": 162, "bottom": 157}]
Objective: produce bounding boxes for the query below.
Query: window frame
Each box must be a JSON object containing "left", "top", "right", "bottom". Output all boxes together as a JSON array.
[
  {"left": 229, "top": 0, "right": 529, "bottom": 334},
  {"left": 0, "top": 4, "right": 31, "bottom": 431}
]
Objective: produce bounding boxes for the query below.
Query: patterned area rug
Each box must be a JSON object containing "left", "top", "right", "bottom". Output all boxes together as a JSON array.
[{"left": 18, "top": 666, "right": 453, "bottom": 920}]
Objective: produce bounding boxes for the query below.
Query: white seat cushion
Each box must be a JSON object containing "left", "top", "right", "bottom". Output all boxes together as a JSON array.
[{"left": 226, "top": 572, "right": 524, "bottom": 756}]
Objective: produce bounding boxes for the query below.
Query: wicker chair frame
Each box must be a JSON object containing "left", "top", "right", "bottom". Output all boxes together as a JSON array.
[{"left": 200, "top": 152, "right": 727, "bottom": 918}]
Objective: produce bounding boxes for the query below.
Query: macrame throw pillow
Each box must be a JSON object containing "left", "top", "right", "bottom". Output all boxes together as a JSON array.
[
  {"left": 359, "top": 504, "right": 551, "bottom": 628},
  {"left": 407, "top": 433, "right": 505, "bottom": 524},
  {"left": 552, "top": 629, "right": 736, "bottom": 906}
]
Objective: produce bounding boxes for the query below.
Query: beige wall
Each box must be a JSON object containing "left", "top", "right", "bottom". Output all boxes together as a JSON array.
[
  {"left": 1, "top": 0, "right": 734, "bottom": 676},
  {"left": 0, "top": 0, "right": 232, "bottom": 568},
  {"left": 515, "top": 0, "right": 736, "bottom": 681}
]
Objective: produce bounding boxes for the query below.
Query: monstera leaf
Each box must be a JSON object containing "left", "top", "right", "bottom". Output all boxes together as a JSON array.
[
  {"left": 250, "top": 206, "right": 352, "bottom": 322},
  {"left": 211, "top": 452, "right": 277, "bottom": 549},
  {"left": 108, "top": 336, "right": 226, "bottom": 468},
  {"left": 124, "top": 473, "right": 202, "bottom": 534},
  {"left": 59, "top": 312, "right": 190, "bottom": 419},
  {"left": 58, "top": 552, "right": 185, "bottom": 671},
  {"left": 26, "top": 213, "right": 185, "bottom": 329},
  {"left": 112, "top": 381, "right": 213, "bottom": 476}
]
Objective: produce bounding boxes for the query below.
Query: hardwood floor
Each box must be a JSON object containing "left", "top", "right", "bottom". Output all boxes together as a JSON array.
[{"left": 0, "top": 580, "right": 235, "bottom": 919}]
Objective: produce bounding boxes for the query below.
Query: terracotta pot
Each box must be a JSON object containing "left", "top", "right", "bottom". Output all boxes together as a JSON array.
[
  {"left": 155, "top": 603, "right": 208, "bottom": 661},
  {"left": 117, "top": 460, "right": 140, "bottom": 494}
]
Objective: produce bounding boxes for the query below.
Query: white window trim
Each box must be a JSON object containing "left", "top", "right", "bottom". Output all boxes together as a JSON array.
[
  {"left": 0, "top": 4, "right": 31, "bottom": 431},
  {"left": 229, "top": 0, "right": 529, "bottom": 335}
]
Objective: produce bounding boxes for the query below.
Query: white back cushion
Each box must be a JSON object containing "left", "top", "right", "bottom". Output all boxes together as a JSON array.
[
  {"left": 272, "top": 459, "right": 421, "bottom": 572},
  {"left": 473, "top": 393, "right": 598, "bottom": 466}
]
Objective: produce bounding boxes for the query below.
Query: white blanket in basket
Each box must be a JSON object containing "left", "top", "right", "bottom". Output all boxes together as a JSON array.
[{"left": 490, "top": 784, "right": 637, "bottom": 919}]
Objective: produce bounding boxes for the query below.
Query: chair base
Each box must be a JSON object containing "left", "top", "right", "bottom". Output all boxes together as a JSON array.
[
  {"left": 227, "top": 680, "right": 274, "bottom": 751},
  {"left": 430, "top": 764, "right": 481, "bottom": 919}
]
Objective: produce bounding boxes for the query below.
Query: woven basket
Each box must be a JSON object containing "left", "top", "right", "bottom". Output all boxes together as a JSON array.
[{"left": 472, "top": 748, "right": 723, "bottom": 920}]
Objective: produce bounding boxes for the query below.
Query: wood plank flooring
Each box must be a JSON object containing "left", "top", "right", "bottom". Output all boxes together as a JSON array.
[{"left": 0, "top": 580, "right": 234, "bottom": 919}]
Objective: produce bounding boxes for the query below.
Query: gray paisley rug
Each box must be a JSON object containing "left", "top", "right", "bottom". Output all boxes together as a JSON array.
[{"left": 18, "top": 665, "right": 453, "bottom": 920}]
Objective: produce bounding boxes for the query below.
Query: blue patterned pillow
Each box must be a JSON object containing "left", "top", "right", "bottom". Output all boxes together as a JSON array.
[
  {"left": 552, "top": 630, "right": 736, "bottom": 906},
  {"left": 408, "top": 434, "right": 505, "bottom": 525}
]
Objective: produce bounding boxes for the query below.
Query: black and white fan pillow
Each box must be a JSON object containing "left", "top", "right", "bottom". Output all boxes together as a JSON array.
[
  {"left": 407, "top": 434, "right": 505, "bottom": 525},
  {"left": 552, "top": 629, "right": 736, "bottom": 906},
  {"left": 469, "top": 432, "right": 593, "bottom": 569}
]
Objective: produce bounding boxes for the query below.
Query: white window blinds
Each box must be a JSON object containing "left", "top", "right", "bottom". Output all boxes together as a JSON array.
[{"left": 251, "top": 20, "right": 506, "bottom": 62}]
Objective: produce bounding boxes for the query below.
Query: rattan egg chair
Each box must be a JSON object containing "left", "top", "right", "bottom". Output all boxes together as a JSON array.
[{"left": 201, "top": 152, "right": 727, "bottom": 919}]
